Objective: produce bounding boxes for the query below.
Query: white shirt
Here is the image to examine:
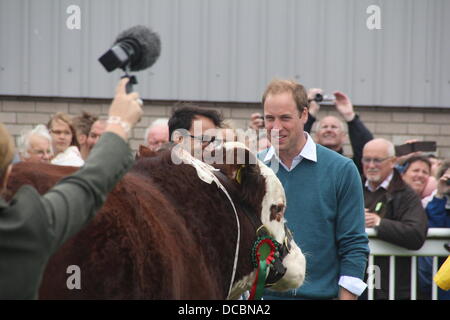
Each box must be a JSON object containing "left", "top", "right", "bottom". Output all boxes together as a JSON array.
[
  {"left": 365, "top": 172, "right": 393, "bottom": 192},
  {"left": 422, "top": 189, "right": 436, "bottom": 208},
  {"left": 263, "top": 132, "right": 317, "bottom": 170},
  {"left": 265, "top": 132, "right": 367, "bottom": 297},
  {"left": 51, "top": 146, "right": 85, "bottom": 167}
]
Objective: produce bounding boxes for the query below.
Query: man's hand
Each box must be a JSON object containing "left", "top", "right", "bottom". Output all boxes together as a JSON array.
[
  {"left": 249, "top": 112, "right": 265, "bottom": 130},
  {"left": 106, "top": 78, "right": 144, "bottom": 140},
  {"left": 339, "top": 287, "right": 358, "bottom": 300},
  {"left": 333, "top": 91, "right": 355, "bottom": 122},
  {"left": 307, "top": 88, "right": 323, "bottom": 117},
  {"left": 436, "top": 168, "right": 450, "bottom": 198},
  {"left": 365, "top": 209, "right": 381, "bottom": 228}
]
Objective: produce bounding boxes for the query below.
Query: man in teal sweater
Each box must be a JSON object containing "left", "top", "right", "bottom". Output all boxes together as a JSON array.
[{"left": 259, "top": 79, "right": 369, "bottom": 300}]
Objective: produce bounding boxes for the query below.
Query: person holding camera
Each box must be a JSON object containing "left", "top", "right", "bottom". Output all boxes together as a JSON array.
[
  {"left": 249, "top": 88, "right": 373, "bottom": 174},
  {"left": 425, "top": 161, "right": 450, "bottom": 227},
  {"left": 418, "top": 160, "right": 450, "bottom": 300},
  {"left": 0, "top": 78, "right": 143, "bottom": 299},
  {"left": 306, "top": 89, "right": 373, "bottom": 174}
]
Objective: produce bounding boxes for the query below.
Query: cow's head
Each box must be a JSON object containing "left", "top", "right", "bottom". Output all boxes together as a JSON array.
[{"left": 215, "top": 142, "right": 305, "bottom": 298}]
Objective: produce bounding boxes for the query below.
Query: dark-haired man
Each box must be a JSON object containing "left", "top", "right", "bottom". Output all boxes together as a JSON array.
[{"left": 168, "top": 105, "right": 223, "bottom": 159}]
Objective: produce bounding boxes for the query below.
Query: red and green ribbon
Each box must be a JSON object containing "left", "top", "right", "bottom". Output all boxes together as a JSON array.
[{"left": 249, "top": 237, "right": 277, "bottom": 300}]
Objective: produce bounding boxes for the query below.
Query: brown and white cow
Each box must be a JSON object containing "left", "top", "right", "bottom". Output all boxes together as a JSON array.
[{"left": 7, "top": 143, "right": 305, "bottom": 299}]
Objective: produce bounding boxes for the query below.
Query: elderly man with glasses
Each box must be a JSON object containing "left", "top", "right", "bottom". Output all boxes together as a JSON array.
[{"left": 361, "top": 138, "right": 428, "bottom": 300}]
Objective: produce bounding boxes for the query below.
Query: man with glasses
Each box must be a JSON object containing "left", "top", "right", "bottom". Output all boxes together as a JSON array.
[
  {"left": 361, "top": 138, "right": 428, "bottom": 300},
  {"left": 168, "top": 105, "right": 223, "bottom": 160},
  {"left": 144, "top": 118, "right": 170, "bottom": 152}
]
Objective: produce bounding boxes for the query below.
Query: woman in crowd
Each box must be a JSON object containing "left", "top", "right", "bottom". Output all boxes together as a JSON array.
[
  {"left": 401, "top": 156, "right": 435, "bottom": 207},
  {"left": 412, "top": 160, "right": 450, "bottom": 300},
  {"left": 47, "top": 112, "right": 84, "bottom": 166}
]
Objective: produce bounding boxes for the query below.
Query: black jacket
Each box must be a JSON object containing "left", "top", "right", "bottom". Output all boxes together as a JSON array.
[
  {"left": 363, "top": 169, "right": 428, "bottom": 300},
  {"left": 305, "top": 113, "right": 373, "bottom": 173}
]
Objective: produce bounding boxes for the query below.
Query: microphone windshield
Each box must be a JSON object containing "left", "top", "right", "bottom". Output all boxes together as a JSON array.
[{"left": 114, "top": 25, "right": 161, "bottom": 72}]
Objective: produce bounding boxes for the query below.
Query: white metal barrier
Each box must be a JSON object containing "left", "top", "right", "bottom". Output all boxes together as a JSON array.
[{"left": 366, "top": 228, "right": 450, "bottom": 300}]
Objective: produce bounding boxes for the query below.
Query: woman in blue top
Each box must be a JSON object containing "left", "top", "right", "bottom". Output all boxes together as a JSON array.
[{"left": 417, "top": 160, "right": 450, "bottom": 299}]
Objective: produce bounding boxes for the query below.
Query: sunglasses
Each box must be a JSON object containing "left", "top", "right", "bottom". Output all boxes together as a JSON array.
[
  {"left": 361, "top": 157, "right": 392, "bottom": 165},
  {"left": 188, "top": 135, "right": 222, "bottom": 146}
]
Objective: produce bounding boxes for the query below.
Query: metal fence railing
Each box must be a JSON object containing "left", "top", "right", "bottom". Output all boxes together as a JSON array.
[{"left": 366, "top": 228, "right": 450, "bottom": 300}]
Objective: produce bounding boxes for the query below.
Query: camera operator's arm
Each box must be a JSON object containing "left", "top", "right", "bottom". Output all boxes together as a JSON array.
[
  {"left": 334, "top": 91, "right": 373, "bottom": 173},
  {"left": 0, "top": 78, "right": 143, "bottom": 299},
  {"left": 305, "top": 88, "right": 322, "bottom": 133},
  {"left": 43, "top": 78, "right": 143, "bottom": 250}
]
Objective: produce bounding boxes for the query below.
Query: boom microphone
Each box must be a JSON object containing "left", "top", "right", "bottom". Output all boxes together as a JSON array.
[{"left": 99, "top": 25, "right": 161, "bottom": 73}]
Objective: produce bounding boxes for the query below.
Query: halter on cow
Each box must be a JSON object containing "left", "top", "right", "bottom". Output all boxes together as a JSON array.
[
  {"left": 212, "top": 142, "right": 305, "bottom": 299},
  {"left": 6, "top": 143, "right": 305, "bottom": 299}
]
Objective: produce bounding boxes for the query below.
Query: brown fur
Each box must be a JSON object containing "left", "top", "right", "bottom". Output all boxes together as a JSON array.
[{"left": 7, "top": 147, "right": 267, "bottom": 299}]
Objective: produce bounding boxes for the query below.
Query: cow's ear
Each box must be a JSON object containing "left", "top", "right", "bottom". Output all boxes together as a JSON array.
[
  {"left": 235, "top": 165, "right": 244, "bottom": 184},
  {"left": 238, "top": 162, "right": 266, "bottom": 215},
  {"left": 215, "top": 163, "right": 241, "bottom": 183}
]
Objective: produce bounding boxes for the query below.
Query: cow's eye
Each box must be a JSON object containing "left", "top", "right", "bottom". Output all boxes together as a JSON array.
[
  {"left": 270, "top": 204, "right": 284, "bottom": 221},
  {"left": 270, "top": 204, "right": 278, "bottom": 214},
  {"left": 271, "top": 204, "right": 284, "bottom": 213}
]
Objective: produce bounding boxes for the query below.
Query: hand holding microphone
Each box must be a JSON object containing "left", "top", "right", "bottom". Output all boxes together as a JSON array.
[
  {"left": 106, "top": 78, "right": 144, "bottom": 140},
  {"left": 98, "top": 25, "right": 161, "bottom": 139}
]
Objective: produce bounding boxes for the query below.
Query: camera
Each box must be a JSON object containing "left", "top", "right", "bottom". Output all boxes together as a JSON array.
[
  {"left": 313, "top": 93, "right": 335, "bottom": 103},
  {"left": 395, "top": 141, "right": 437, "bottom": 157}
]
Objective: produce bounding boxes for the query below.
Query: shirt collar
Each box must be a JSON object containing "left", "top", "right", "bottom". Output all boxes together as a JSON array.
[
  {"left": 263, "top": 132, "right": 317, "bottom": 170},
  {"left": 365, "top": 172, "right": 394, "bottom": 192}
]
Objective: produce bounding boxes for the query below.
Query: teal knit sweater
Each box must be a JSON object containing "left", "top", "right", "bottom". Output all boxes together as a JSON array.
[{"left": 259, "top": 144, "right": 369, "bottom": 299}]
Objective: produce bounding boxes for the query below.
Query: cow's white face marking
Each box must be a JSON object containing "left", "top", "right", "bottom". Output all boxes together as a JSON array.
[
  {"left": 256, "top": 159, "right": 305, "bottom": 292},
  {"left": 223, "top": 142, "right": 306, "bottom": 296},
  {"left": 257, "top": 161, "right": 286, "bottom": 244}
]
